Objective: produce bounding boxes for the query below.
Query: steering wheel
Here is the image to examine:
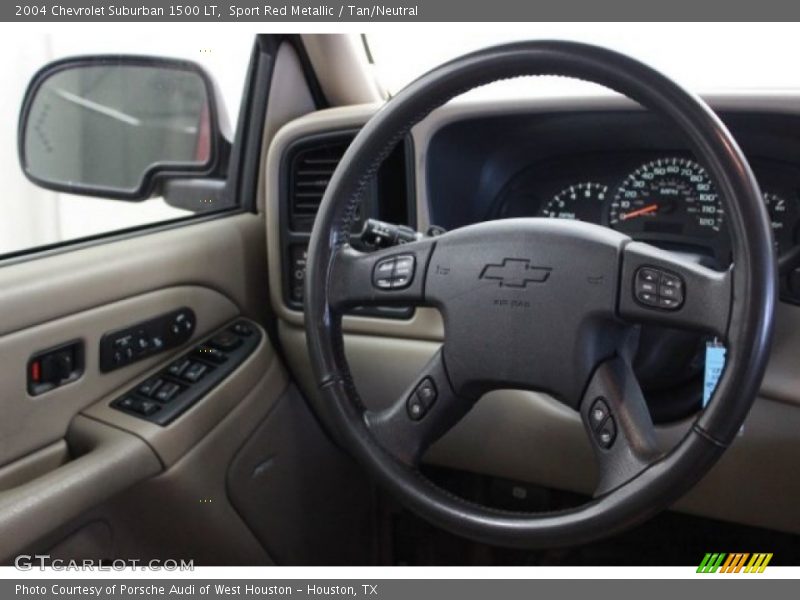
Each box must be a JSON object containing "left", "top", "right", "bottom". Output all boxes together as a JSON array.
[{"left": 304, "top": 41, "right": 776, "bottom": 547}]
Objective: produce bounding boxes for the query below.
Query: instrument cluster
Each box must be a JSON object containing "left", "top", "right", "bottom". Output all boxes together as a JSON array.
[{"left": 494, "top": 154, "right": 800, "bottom": 263}]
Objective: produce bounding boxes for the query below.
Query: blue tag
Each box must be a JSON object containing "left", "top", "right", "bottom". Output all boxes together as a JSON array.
[{"left": 703, "top": 342, "right": 727, "bottom": 407}]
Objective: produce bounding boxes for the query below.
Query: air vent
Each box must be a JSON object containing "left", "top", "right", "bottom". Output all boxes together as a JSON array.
[{"left": 288, "top": 136, "right": 353, "bottom": 232}]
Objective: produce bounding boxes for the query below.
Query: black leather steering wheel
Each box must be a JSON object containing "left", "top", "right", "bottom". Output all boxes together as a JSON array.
[{"left": 304, "top": 41, "right": 776, "bottom": 547}]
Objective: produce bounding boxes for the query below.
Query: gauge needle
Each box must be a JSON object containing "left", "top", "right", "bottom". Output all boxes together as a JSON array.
[{"left": 621, "top": 203, "right": 659, "bottom": 221}]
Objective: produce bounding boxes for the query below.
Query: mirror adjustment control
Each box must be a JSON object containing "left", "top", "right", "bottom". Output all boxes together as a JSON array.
[
  {"left": 634, "top": 267, "right": 684, "bottom": 310},
  {"left": 100, "top": 308, "right": 195, "bottom": 372},
  {"left": 209, "top": 331, "right": 242, "bottom": 351}
]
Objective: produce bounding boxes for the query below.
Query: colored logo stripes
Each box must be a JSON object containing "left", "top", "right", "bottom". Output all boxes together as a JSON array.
[{"left": 697, "top": 553, "right": 773, "bottom": 573}]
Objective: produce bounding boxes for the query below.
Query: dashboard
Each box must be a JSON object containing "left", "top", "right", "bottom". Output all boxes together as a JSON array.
[
  {"left": 425, "top": 107, "right": 800, "bottom": 302},
  {"left": 265, "top": 95, "right": 800, "bottom": 536}
]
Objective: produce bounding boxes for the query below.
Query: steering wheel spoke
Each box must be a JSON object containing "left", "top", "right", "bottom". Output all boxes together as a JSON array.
[
  {"left": 365, "top": 349, "right": 473, "bottom": 466},
  {"left": 619, "top": 241, "right": 733, "bottom": 339},
  {"left": 581, "top": 356, "right": 663, "bottom": 496},
  {"left": 327, "top": 239, "right": 435, "bottom": 312}
]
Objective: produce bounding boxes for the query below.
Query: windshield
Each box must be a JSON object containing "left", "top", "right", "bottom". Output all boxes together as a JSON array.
[{"left": 366, "top": 24, "right": 800, "bottom": 98}]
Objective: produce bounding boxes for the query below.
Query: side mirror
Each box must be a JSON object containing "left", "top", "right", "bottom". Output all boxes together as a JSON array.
[{"left": 18, "top": 55, "right": 229, "bottom": 201}]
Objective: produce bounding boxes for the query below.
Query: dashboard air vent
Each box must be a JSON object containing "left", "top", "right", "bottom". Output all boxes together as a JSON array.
[{"left": 288, "top": 137, "right": 353, "bottom": 232}]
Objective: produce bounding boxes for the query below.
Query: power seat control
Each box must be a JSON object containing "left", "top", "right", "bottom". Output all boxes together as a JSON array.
[
  {"left": 373, "top": 254, "right": 416, "bottom": 290},
  {"left": 588, "top": 397, "right": 617, "bottom": 449},
  {"left": 406, "top": 377, "right": 438, "bottom": 421},
  {"left": 634, "top": 267, "right": 684, "bottom": 310}
]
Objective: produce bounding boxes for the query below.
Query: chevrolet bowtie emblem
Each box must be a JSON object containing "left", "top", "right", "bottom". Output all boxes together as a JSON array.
[{"left": 479, "top": 258, "right": 552, "bottom": 288}]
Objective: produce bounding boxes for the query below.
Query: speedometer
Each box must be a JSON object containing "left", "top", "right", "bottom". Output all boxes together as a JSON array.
[{"left": 608, "top": 158, "right": 723, "bottom": 238}]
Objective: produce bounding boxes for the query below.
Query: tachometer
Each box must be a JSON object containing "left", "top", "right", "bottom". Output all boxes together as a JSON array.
[
  {"left": 541, "top": 182, "right": 608, "bottom": 223},
  {"left": 608, "top": 157, "right": 723, "bottom": 238}
]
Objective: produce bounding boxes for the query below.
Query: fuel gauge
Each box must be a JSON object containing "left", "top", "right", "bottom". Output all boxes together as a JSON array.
[{"left": 764, "top": 192, "right": 800, "bottom": 255}]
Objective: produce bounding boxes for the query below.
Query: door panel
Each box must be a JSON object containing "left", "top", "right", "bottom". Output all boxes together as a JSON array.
[{"left": 0, "top": 212, "right": 290, "bottom": 561}]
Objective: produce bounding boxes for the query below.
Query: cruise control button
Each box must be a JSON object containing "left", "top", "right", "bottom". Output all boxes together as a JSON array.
[
  {"left": 390, "top": 255, "right": 415, "bottom": 289},
  {"left": 373, "top": 257, "right": 397, "bottom": 290}
]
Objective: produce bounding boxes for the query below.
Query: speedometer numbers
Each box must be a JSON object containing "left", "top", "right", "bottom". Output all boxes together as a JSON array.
[
  {"left": 541, "top": 182, "right": 608, "bottom": 223},
  {"left": 609, "top": 158, "right": 723, "bottom": 238}
]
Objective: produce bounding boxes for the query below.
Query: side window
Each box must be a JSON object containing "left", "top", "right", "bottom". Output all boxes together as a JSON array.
[{"left": 0, "top": 32, "right": 253, "bottom": 258}]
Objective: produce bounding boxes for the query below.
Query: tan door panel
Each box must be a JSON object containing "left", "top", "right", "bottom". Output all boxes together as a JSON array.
[{"left": 0, "top": 285, "right": 239, "bottom": 468}]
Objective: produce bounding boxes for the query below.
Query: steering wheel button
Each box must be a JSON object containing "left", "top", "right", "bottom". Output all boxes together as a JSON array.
[
  {"left": 589, "top": 398, "right": 610, "bottom": 430},
  {"left": 406, "top": 396, "right": 426, "bottom": 421},
  {"left": 659, "top": 285, "right": 680, "bottom": 299},
  {"left": 416, "top": 378, "right": 438, "bottom": 408},
  {"left": 394, "top": 255, "right": 415, "bottom": 271},
  {"left": 636, "top": 280, "right": 657, "bottom": 294},
  {"left": 637, "top": 268, "right": 659, "bottom": 283},
  {"left": 658, "top": 296, "right": 681, "bottom": 309},
  {"left": 637, "top": 291, "right": 658, "bottom": 306},
  {"left": 597, "top": 417, "right": 617, "bottom": 449},
  {"left": 660, "top": 272, "right": 683, "bottom": 288}
]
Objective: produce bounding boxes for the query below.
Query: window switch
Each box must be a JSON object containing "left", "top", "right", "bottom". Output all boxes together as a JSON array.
[
  {"left": 168, "top": 358, "right": 191, "bottom": 377},
  {"left": 182, "top": 362, "right": 208, "bottom": 383},
  {"left": 137, "top": 377, "right": 163, "bottom": 398},
  {"left": 154, "top": 382, "right": 181, "bottom": 403}
]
